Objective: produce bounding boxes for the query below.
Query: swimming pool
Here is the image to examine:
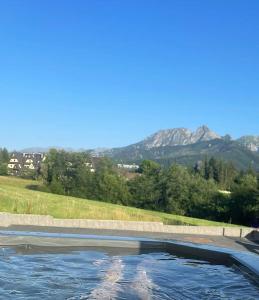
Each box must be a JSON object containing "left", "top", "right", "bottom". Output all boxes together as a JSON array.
[{"left": 0, "top": 243, "right": 258, "bottom": 299}]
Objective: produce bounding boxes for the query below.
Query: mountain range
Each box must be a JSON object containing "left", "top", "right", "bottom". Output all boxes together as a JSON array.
[
  {"left": 135, "top": 125, "right": 221, "bottom": 148},
  {"left": 19, "top": 125, "right": 259, "bottom": 170},
  {"left": 91, "top": 125, "right": 259, "bottom": 170}
]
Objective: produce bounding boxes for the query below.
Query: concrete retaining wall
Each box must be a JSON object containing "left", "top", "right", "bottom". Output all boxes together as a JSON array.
[{"left": 0, "top": 212, "right": 257, "bottom": 238}]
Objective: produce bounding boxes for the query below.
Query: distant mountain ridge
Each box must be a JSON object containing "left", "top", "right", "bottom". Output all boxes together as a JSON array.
[
  {"left": 134, "top": 125, "right": 221, "bottom": 149},
  {"left": 236, "top": 136, "right": 259, "bottom": 152},
  {"left": 91, "top": 125, "right": 259, "bottom": 170},
  {"left": 95, "top": 125, "right": 258, "bottom": 154},
  {"left": 18, "top": 125, "right": 259, "bottom": 170},
  {"left": 19, "top": 147, "right": 74, "bottom": 153}
]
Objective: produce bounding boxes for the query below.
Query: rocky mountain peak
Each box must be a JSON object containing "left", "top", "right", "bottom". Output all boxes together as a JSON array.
[
  {"left": 191, "top": 125, "right": 221, "bottom": 143},
  {"left": 138, "top": 125, "right": 221, "bottom": 149},
  {"left": 237, "top": 135, "right": 259, "bottom": 152}
]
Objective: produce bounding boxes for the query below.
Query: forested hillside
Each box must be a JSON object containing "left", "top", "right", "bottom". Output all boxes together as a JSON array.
[{"left": 105, "top": 139, "right": 259, "bottom": 170}]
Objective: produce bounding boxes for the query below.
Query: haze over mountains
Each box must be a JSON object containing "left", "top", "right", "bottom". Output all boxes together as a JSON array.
[{"left": 19, "top": 125, "right": 259, "bottom": 170}]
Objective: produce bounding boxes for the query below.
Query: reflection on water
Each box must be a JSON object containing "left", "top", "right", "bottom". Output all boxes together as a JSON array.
[{"left": 0, "top": 248, "right": 258, "bottom": 299}]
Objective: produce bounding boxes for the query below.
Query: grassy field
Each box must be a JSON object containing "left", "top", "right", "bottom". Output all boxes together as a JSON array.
[{"left": 0, "top": 176, "right": 237, "bottom": 226}]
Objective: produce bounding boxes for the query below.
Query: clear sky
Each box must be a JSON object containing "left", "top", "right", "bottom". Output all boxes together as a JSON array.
[{"left": 0, "top": 0, "right": 258, "bottom": 150}]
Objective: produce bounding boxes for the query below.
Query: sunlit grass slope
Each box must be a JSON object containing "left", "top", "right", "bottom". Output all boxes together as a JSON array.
[{"left": 0, "top": 176, "right": 237, "bottom": 226}]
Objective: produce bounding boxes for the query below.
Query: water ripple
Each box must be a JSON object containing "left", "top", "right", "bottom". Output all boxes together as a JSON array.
[{"left": 0, "top": 248, "right": 258, "bottom": 299}]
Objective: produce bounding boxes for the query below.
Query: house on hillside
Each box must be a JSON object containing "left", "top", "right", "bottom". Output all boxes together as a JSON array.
[
  {"left": 8, "top": 152, "right": 45, "bottom": 176},
  {"left": 117, "top": 163, "right": 139, "bottom": 170}
]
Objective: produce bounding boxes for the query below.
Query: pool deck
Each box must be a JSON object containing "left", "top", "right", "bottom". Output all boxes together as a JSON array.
[{"left": 0, "top": 225, "right": 258, "bottom": 255}]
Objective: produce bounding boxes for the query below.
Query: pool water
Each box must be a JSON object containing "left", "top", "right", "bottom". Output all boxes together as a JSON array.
[{"left": 0, "top": 248, "right": 258, "bottom": 299}]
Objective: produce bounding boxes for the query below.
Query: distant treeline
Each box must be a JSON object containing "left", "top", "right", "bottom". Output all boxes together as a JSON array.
[{"left": 37, "top": 149, "right": 258, "bottom": 227}]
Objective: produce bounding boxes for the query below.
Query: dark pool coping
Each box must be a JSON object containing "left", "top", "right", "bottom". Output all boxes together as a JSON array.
[
  {"left": 165, "top": 240, "right": 259, "bottom": 284},
  {"left": 0, "top": 230, "right": 259, "bottom": 285},
  {"left": 1, "top": 225, "right": 258, "bottom": 254}
]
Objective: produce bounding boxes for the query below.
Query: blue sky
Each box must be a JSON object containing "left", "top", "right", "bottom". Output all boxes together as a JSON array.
[{"left": 0, "top": 0, "right": 258, "bottom": 150}]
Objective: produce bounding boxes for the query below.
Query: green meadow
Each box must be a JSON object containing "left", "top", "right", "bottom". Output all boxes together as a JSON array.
[{"left": 0, "top": 176, "right": 237, "bottom": 226}]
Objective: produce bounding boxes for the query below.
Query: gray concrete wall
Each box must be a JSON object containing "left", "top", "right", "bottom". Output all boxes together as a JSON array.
[{"left": 0, "top": 212, "right": 257, "bottom": 238}]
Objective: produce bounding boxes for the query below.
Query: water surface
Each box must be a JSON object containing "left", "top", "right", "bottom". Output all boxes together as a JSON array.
[{"left": 0, "top": 248, "right": 258, "bottom": 299}]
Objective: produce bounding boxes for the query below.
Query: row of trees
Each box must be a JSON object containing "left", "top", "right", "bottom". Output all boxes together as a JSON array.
[
  {"left": 42, "top": 150, "right": 130, "bottom": 203},
  {"left": 132, "top": 160, "right": 258, "bottom": 226},
  {"left": 40, "top": 149, "right": 259, "bottom": 226},
  {"left": 194, "top": 157, "right": 238, "bottom": 190}
]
